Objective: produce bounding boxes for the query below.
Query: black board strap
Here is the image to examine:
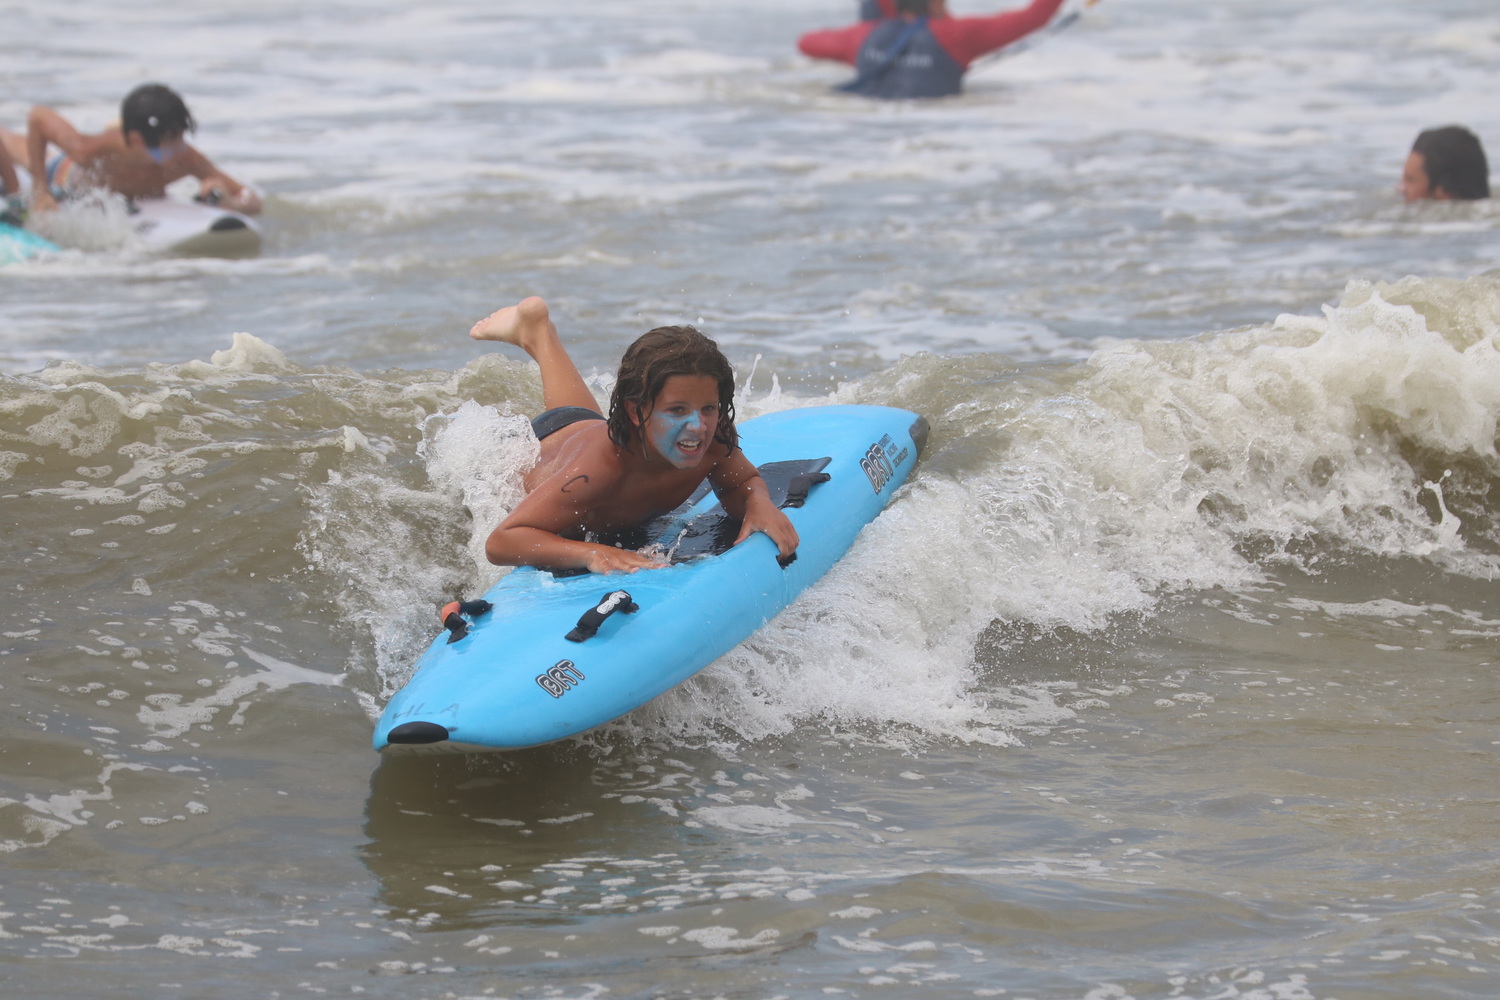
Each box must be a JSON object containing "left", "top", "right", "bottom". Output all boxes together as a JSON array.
[
  {"left": 441, "top": 599, "right": 493, "bottom": 644},
  {"left": 566, "top": 590, "right": 640, "bottom": 643}
]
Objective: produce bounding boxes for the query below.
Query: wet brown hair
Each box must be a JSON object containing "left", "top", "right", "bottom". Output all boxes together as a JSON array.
[
  {"left": 121, "top": 83, "right": 196, "bottom": 148},
  {"left": 606, "top": 325, "right": 738, "bottom": 453},
  {"left": 1412, "top": 126, "right": 1490, "bottom": 200}
]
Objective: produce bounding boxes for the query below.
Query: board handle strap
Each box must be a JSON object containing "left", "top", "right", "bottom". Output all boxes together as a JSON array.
[
  {"left": 441, "top": 599, "right": 494, "bottom": 644},
  {"left": 566, "top": 590, "right": 639, "bottom": 642}
]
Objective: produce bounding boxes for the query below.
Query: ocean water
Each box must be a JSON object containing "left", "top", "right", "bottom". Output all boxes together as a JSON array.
[{"left": 3, "top": 1, "right": 1500, "bottom": 998}]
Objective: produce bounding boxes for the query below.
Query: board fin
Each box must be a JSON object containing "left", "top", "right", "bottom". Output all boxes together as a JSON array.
[{"left": 386, "top": 721, "right": 450, "bottom": 745}]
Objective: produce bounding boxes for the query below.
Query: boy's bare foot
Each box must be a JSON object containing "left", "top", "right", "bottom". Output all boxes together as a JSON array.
[{"left": 470, "top": 296, "right": 556, "bottom": 354}]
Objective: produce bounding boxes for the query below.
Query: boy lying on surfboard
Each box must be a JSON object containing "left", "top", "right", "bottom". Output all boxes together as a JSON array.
[
  {"left": 470, "top": 296, "right": 800, "bottom": 575},
  {"left": 1, "top": 83, "right": 261, "bottom": 216}
]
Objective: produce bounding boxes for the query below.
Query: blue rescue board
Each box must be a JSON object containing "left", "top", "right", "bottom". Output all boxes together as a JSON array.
[{"left": 374, "top": 404, "right": 928, "bottom": 754}]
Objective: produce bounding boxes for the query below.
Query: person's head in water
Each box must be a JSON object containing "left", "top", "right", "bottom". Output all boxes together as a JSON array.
[
  {"left": 607, "top": 325, "right": 739, "bottom": 456},
  {"left": 1401, "top": 126, "right": 1489, "bottom": 203},
  {"left": 120, "top": 83, "right": 197, "bottom": 156},
  {"left": 896, "top": 0, "right": 947, "bottom": 16}
]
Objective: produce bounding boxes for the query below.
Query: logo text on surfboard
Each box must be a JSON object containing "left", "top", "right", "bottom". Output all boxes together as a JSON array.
[
  {"left": 537, "top": 660, "right": 585, "bottom": 698},
  {"left": 861, "top": 434, "right": 909, "bottom": 494}
]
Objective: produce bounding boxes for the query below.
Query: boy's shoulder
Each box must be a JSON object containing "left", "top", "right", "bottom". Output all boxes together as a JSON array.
[
  {"left": 91, "top": 123, "right": 127, "bottom": 146},
  {"left": 538, "top": 420, "right": 627, "bottom": 477},
  {"left": 70, "top": 124, "right": 130, "bottom": 161}
]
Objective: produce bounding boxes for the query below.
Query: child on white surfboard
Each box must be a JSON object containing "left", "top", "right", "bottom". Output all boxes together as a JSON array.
[{"left": 1, "top": 83, "right": 261, "bottom": 217}]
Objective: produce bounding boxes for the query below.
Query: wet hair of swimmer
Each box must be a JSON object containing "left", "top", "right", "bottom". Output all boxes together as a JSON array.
[
  {"left": 606, "top": 325, "right": 740, "bottom": 454},
  {"left": 121, "top": 83, "right": 197, "bottom": 149},
  {"left": 1412, "top": 126, "right": 1490, "bottom": 201},
  {"left": 896, "top": 0, "right": 935, "bottom": 15}
]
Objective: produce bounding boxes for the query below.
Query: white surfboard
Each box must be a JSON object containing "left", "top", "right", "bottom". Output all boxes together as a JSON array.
[
  {"left": 129, "top": 197, "right": 262, "bottom": 258},
  {"left": 13, "top": 166, "right": 263, "bottom": 258}
]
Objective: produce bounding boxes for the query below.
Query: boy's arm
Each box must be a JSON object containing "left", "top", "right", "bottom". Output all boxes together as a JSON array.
[
  {"left": 179, "top": 145, "right": 262, "bottom": 215},
  {"left": 484, "top": 465, "right": 665, "bottom": 574},
  {"left": 24, "top": 106, "right": 91, "bottom": 212},
  {"left": 711, "top": 451, "right": 800, "bottom": 562},
  {"left": 486, "top": 522, "right": 664, "bottom": 574}
]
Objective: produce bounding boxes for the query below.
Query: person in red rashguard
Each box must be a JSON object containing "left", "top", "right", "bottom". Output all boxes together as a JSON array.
[{"left": 803, "top": 0, "right": 1069, "bottom": 99}]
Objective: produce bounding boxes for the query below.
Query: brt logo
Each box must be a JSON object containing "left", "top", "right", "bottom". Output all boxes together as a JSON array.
[
  {"left": 861, "top": 436, "right": 895, "bottom": 494},
  {"left": 537, "top": 660, "right": 585, "bottom": 698}
]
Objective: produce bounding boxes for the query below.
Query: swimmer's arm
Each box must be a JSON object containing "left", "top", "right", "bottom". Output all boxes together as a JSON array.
[
  {"left": 712, "top": 452, "right": 800, "bottom": 562},
  {"left": 484, "top": 468, "right": 664, "bottom": 574},
  {"left": 24, "top": 106, "right": 91, "bottom": 212},
  {"left": 949, "top": 0, "right": 1067, "bottom": 65},
  {"left": 179, "top": 146, "right": 262, "bottom": 215},
  {"left": 797, "top": 23, "right": 869, "bottom": 66}
]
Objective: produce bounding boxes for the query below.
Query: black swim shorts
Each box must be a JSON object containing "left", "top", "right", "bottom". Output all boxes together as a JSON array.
[{"left": 531, "top": 406, "right": 606, "bottom": 441}]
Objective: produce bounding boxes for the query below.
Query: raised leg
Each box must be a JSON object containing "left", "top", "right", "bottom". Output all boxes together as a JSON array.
[{"left": 470, "top": 296, "right": 600, "bottom": 414}]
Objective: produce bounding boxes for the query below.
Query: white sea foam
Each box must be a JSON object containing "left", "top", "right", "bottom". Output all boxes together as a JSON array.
[
  {"left": 577, "top": 272, "right": 1500, "bottom": 744},
  {"left": 137, "top": 647, "right": 343, "bottom": 739},
  {"left": 6, "top": 5, "right": 1500, "bottom": 997}
]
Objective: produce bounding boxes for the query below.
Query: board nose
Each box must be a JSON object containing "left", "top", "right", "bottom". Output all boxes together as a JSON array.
[{"left": 385, "top": 721, "right": 450, "bottom": 745}]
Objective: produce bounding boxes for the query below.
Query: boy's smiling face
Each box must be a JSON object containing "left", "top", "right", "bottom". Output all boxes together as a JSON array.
[{"left": 641, "top": 374, "right": 720, "bottom": 469}]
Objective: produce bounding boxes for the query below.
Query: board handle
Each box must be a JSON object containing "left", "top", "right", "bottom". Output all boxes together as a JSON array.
[
  {"left": 441, "top": 599, "right": 494, "bottom": 644},
  {"left": 566, "top": 590, "right": 639, "bottom": 642}
]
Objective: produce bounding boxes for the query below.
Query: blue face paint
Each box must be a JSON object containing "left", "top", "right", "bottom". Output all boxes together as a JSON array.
[
  {"left": 145, "top": 140, "right": 184, "bottom": 164},
  {"left": 642, "top": 375, "right": 720, "bottom": 469},
  {"left": 649, "top": 409, "right": 707, "bottom": 469}
]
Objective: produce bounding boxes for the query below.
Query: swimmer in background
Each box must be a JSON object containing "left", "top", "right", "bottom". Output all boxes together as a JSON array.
[
  {"left": 1399, "top": 126, "right": 1490, "bottom": 203},
  {"left": 0, "top": 82, "right": 262, "bottom": 216},
  {"left": 801, "top": 0, "right": 1078, "bottom": 100},
  {"left": 470, "top": 296, "right": 799, "bottom": 575}
]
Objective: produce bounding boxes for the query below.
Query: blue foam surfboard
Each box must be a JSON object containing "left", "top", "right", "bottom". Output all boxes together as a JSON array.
[
  {"left": 374, "top": 404, "right": 929, "bottom": 754},
  {"left": 0, "top": 222, "right": 60, "bottom": 264}
]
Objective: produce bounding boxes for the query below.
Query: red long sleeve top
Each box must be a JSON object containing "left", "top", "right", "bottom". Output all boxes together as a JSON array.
[{"left": 801, "top": 0, "right": 1067, "bottom": 70}]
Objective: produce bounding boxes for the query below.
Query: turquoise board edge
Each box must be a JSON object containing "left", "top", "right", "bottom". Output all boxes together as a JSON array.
[{"left": 0, "top": 223, "right": 61, "bottom": 264}]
